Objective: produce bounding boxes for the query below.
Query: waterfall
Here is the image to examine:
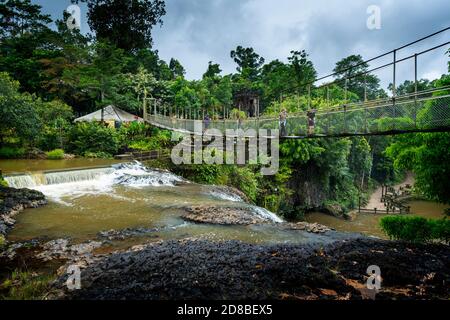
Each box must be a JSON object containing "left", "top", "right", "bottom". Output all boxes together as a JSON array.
[
  {"left": 251, "top": 206, "right": 283, "bottom": 223},
  {"left": 3, "top": 161, "right": 185, "bottom": 205},
  {"left": 4, "top": 175, "right": 37, "bottom": 189},
  {"left": 4, "top": 167, "right": 114, "bottom": 188},
  {"left": 209, "top": 191, "right": 243, "bottom": 202}
]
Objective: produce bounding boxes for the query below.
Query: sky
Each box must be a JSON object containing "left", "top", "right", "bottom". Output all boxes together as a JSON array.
[{"left": 33, "top": 0, "right": 450, "bottom": 88}]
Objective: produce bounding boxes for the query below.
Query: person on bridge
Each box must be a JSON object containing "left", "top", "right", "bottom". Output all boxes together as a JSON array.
[
  {"left": 307, "top": 109, "right": 316, "bottom": 136},
  {"left": 203, "top": 114, "right": 210, "bottom": 132},
  {"left": 279, "top": 108, "right": 287, "bottom": 136}
]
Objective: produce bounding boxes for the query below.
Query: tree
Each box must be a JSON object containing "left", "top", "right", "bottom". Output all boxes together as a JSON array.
[
  {"left": 0, "top": 0, "right": 56, "bottom": 93},
  {"left": 129, "top": 66, "right": 158, "bottom": 115},
  {"left": 230, "top": 46, "right": 265, "bottom": 81},
  {"left": 388, "top": 79, "right": 431, "bottom": 96},
  {"left": 260, "top": 60, "right": 292, "bottom": 103},
  {"left": 0, "top": 0, "right": 51, "bottom": 38},
  {"left": 203, "top": 61, "right": 222, "bottom": 79},
  {"left": 0, "top": 72, "right": 41, "bottom": 145},
  {"left": 386, "top": 132, "right": 450, "bottom": 203},
  {"left": 169, "top": 58, "right": 185, "bottom": 79},
  {"left": 288, "top": 50, "right": 317, "bottom": 91},
  {"left": 62, "top": 41, "right": 133, "bottom": 111},
  {"left": 333, "top": 54, "right": 381, "bottom": 100},
  {"left": 72, "top": 0, "right": 166, "bottom": 52}
]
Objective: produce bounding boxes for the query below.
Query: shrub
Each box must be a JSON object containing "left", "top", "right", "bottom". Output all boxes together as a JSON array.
[
  {"left": 83, "top": 151, "right": 113, "bottom": 159},
  {"left": 0, "top": 235, "right": 5, "bottom": 247},
  {"left": 46, "top": 149, "right": 64, "bottom": 160},
  {"left": 0, "top": 178, "right": 8, "bottom": 187},
  {"left": 430, "top": 219, "right": 450, "bottom": 243},
  {"left": 380, "top": 216, "right": 449, "bottom": 243},
  {"left": 228, "top": 166, "right": 259, "bottom": 202},
  {"left": 67, "top": 122, "right": 119, "bottom": 156},
  {"left": 0, "top": 146, "right": 25, "bottom": 159}
]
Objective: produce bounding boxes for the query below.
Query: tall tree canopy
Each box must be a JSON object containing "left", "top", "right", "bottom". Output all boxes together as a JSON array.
[
  {"left": 333, "top": 54, "right": 383, "bottom": 100},
  {"left": 0, "top": 0, "right": 51, "bottom": 38},
  {"left": 72, "top": 0, "right": 166, "bottom": 52},
  {"left": 203, "top": 61, "right": 222, "bottom": 79},
  {"left": 230, "top": 46, "right": 265, "bottom": 81},
  {"left": 169, "top": 58, "right": 185, "bottom": 79}
]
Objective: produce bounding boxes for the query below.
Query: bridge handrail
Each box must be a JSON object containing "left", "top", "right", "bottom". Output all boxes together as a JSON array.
[{"left": 147, "top": 86, "right": 449, "bottom": 123}]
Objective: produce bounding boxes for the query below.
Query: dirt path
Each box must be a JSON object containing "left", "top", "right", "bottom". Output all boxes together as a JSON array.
[{"left": 364, "top": 172, "right": 415, "bottom": 210}]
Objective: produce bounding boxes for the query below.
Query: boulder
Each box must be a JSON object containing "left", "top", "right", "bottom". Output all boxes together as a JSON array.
[
  {"left": 0, "top": 186, "right": 47, "bottom": 235},
  {"left": 182, "top": 205, "right": 267, "bottom": 225}
]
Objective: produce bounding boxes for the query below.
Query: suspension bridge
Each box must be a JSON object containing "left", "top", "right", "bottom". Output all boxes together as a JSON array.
[{"left": 144, "top": 28, "right": 450, "bottom": 139}]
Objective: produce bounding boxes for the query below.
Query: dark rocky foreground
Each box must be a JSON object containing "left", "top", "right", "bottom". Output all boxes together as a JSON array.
[
  {"left": 59, "top": 238, "right": 449, "bottom": 300},
  {"left": 0, "top": 186, "right": 47, "bottom": 236}
]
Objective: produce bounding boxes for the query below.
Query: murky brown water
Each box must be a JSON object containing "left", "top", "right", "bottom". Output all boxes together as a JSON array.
[
  {"left": 7, "top": 163, "right": 334, "bottom": 245},
  {"left": 305, "top": 200, "right": 449, "bottom": 238},
  {"left": 0, "top": 158, "right": 120, "bottom": 174},
  {"left": 5, "top": 160, "right": 448, "bottom": 243}
]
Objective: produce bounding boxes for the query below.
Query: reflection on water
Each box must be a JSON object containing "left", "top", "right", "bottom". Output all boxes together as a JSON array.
[{"left": 305, "top": 201, "right": 449, "bottom": 238}]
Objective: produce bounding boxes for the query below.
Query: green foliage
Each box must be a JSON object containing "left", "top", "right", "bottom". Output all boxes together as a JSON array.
[
  {"left": 127, "top": 128, "right": 172, "bottom": 151},
  {"left": 0, "top": 178, "right": 8, "bottom": 187},
  {"left": 334, "top": 54, "right": 383, "bottom": 100},
  {"left": 83, "top": 151, "right": 113, "bottom": 159},
  {"left": 230, "top": 46, "right": 265, "bottom": 81},
  {"left": 45, "top": 149, "right": 64, "bottom": 160},
  {"left": 187, "top": 164, "right": 225, "bottom": 185},
  {"left": 380, "top": 216, "right": 450, "bottom": 243},
  {"left": 228, "top": 166, "right": 260, "bottom": 202},
  {"left": 229, "top": 108, "right": 247, "bottom": 120},
  {"left": 0, "top": 146, "right": 25, "bottom": 159},
  {"left": 0, "top": 234, "right": 5, "bottom": 246},
  {"left": 67, "top": 122, "right": 119, "bottom": 156},
  {"left": 75, "top": 0, "right": 166, "bottom": 52},
  {"left": 386, "top": 132, "right": 450, "bottom": 203},
  {"left": 0, "top": 72, "right": 42, "bottom": 144},
  {"left": 0, "top": 269, "right": 55, "bottom": 300}
]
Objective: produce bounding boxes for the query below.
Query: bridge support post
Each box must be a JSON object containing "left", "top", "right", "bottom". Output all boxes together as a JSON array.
[
  {"left": 358, "top": 197, "right": 361, "bottom": 213},
  {"left": 414, "top": 53, "right": 418, "bottom": 128},
  {"left": 392, "top": 50, "right": 397, "bottom": 130}
]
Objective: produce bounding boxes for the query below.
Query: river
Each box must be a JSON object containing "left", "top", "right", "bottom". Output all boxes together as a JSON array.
[
  {"left": 2, "top": 160, "right": 448, "bottom": 243},
  {"left": 4, "top": 161, "right": 340, "bottom": 247},
  {"left": 305, "top": 200, "right": 449, "bottom": 238}
]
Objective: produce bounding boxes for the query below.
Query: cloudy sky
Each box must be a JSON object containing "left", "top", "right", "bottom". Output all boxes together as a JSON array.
[{"left": 34, "top": 0, "right": 449, "bottom": 87}]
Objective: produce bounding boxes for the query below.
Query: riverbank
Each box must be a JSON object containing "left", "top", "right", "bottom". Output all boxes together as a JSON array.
[
  {"left": 56, "top": 238, "right": 449, "bottom": 300},
  {"left": 363, "top": 172, "right": 415, "bottom": 211},
  {"left": 0, "top": 186, "right": 47, "bottom": 237}
]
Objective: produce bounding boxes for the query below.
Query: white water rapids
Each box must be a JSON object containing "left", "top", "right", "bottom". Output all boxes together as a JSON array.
[{"left": 4, "top": 161, "right": 283, "bottom": 223}]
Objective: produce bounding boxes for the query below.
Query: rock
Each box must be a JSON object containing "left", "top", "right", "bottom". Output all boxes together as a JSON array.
[
  {"left": 97, "top": 227, "right": 160, "bottom": 241},
  {"left": 63, "top": 153, "right": 76, "bottom": 160},
  {"left": 25, "top": 148, "right": 47, "bottom": 159},
  {"left": 323, "top": 202, "right": 345, "bottom": 218},
  {"left": 283, "top": 222, "right": 332, "bottom": 233},
  {"left": 182, "top": 205, "right": 267, "bottom": 225},
  {"left": 58, "top": 238, "right": 450, "bottom": 300},
  {"left": 37, "top": 239, "right": 103, "bottom": 262},
  {"left": 0, "top": 186, "right": 47, "bottom": 236}
]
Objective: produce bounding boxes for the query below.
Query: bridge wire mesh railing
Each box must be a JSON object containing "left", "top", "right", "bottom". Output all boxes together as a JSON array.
[{"left": 146, "top": 86, "right": 450, "bottom": 137}]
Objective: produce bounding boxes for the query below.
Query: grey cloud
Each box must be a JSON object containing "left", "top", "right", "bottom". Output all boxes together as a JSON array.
[
  {"left": 34, "top": 0, "right": 450, "bottom": 86},
  {"left": 153, "top": 0, "right": 449, "bottom": 85}
]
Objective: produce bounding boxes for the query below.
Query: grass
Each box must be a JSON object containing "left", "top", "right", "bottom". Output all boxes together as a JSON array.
[{"left": 0, "top": 269, "right": 56, "bottom": 300}]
